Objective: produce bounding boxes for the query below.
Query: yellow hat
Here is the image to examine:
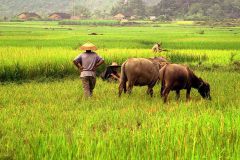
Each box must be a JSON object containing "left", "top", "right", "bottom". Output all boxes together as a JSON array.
[
  {"left": 79, "top": 42, "right": 97, "bottom": 51},
  {"left": 110, "top": 62, "right": 121, "bottom": 67}
]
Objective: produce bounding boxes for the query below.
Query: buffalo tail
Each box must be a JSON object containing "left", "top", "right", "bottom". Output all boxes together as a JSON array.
[{"left": 119, "top": 62, "right": 127, "bottom": 97}]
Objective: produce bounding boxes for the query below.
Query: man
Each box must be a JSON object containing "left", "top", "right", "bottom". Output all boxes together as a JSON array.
[
  {"left": 100, "top": 62, "right": 121, "bottom": 82},
  {"left": 152, "top": 43, "right": 161, "bottom": 53},
  {"left": 73, "top": 42, "right": 104, "bottom": 97},
  {"left": 152, "top": 42, "right": 167, "bottom": 53}
]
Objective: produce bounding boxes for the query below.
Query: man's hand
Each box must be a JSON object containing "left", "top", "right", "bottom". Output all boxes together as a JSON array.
[
  {"left": 79, "top": 66, "right": 83, "bottom": 72},
  {"left": 94, "top": 59, "right": 105, "bottom": 70},
  {"left": 110, "top": 73, "right": 120, "bottom": 81},
  {"left": 73, "top": 60, "right": 83, "bottom": 71}
]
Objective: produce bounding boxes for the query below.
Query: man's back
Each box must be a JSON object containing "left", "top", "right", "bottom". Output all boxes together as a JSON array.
[
  {"left": 74, "top": 51, "right": 103, "bottom": 77},
  {"left": 80, "top": 52, "right": 101, "bottom": 71}
]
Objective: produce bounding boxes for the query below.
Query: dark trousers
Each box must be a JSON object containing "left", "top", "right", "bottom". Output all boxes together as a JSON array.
[{"left": 81, "top": 76, "right": 96, "bottom": 97}]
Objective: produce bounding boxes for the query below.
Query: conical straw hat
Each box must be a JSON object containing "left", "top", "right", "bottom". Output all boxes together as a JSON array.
[
  {"left": 79, "top": 42, "right": 97, "bottom": 51},
  {"left": 109, "top": 62, "right": 121, "bottom": 67}
]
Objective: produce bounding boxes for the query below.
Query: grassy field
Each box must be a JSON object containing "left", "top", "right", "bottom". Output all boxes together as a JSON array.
[
  {"left": 1, "top": 72, "right": 240, "bottom": 159},
  {"left": 0, "top": 21, "right": 240, "bottom": 49},
  {"left": 0, "top": 21, "right": 240, "bottom": 81},
  {"left": 0, "top": 21, "right": 240, "bottom": 159}
]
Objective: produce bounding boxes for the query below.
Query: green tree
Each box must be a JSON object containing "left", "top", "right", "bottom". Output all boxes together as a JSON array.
[
  {"left": 223, "top": 0, "right": 240, "bottom": 18},
  {"left": 93, "top": 10, "right": 109, "bottom": 19},
  {"left": 128, "top": 0, "right": 146, "bottom": 17},
  {"left": 74, "top": 5, "right": 91, "bottom": 18},
  {"left": 111, "top": 0, "right": 146, "bottom": 17},
  {"left": 206, "top": 3, "right": 223, "bottom": 19},
  {"left": 152, "top": 0, "right": 177, "bottom": 18}
]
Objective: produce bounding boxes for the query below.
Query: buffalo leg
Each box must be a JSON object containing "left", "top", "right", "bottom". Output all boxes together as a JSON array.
[
  {"left": 176, "top": 90, "right": 180, "bottom": 100},
  {"left": 160, "top": 85, "right": 164, "bottom": 97},
  {"left": 118, "top": 83, "right": 123, "bottom": 97},
  {"left": 127, "top": 82, "right": 134, "bottom": 95},
  {"left": 147, "top": 82, "right": 156, "bottom": 97},
  {"left": 186, "top": 88, "right": 191, "bottom": 101},
  {"left": 162, "top": 87, "right": 171, "bottom": 103},
  {"left": 119, "top": 81, "right": 126, "bottom": 97},
  {"left": 123, "top": 81, "right": 127, "bottom": 94},
  {"left": 147, "top": 87, "right": 154, "bottom": 97}
]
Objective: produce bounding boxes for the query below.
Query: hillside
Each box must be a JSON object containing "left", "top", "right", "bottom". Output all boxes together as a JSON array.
[
  {"left": 0, "top": 0, "right": 159, "bottom": 17},
  {"left": 1, "top": 0, "right": 239, "bottom": 20}
]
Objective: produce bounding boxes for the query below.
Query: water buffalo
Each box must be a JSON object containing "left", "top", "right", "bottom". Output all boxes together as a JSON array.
[
  {"left": 119, "top": 57, "right": 167, "bottom": 97},
  {"left": 159, "top": 64, "right": 211, "bottom": 103}
]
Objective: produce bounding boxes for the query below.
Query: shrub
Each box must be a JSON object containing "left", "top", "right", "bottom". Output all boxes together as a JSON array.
[
  {"left": 197, "top": 30, "right": 205, "bottom": 34},
  {"left": 59, "top": 20, "right": 120, "bottom": 26}
]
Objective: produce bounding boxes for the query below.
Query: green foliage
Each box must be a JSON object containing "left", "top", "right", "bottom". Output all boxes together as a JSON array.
[
  {"left": 1, "top": 0, "right": 240, "bottom": 20},
  {"left": 9, "top": 19, "right": 25, "bottom": 22},
  {"left": 196, "top": 30, "right": 205, "bottom": 34},
  {"left": 59, "top": 20, "right": 120, "bottom": 26},
  {"left": 0, "top": 72, "right": 240, "bottom": 159},
  {"left": 0, "top": 21, "right": 240, "bottom": 82},
  {"left": 195, "top": 19, "right": 240, "bottom": 27},
  {"left": 111, "top": 0, "right": 149, "bottom": 18},
  {"left": 92, "top": 10, "right": 109, "bottom": 19},
  {"left": 73, "top": 5, "right": 91, "bottom": 18},
  {"left": 152, "top": 0, "right": 240, "bottom": 20},
  {"left": 0, "top": 21, "right": 240, "bottom": 159}
]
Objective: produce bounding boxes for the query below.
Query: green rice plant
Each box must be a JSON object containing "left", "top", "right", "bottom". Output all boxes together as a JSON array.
[
  {"left": 196, "top": 30, "right": 205, "bottom": 34},
  {"left": 0, "top": 21, "right": 240, "bottom": 159},
  {"left": 59, "top": 20, "right": 120, "bottom": 26},
  {"left": 0, "top": 46, "right": 239, "bottom": 82},
  {"left": 0, "top": 21, "right": 240, "bottom": 81},
  {"left": 0, "top": 71, "right": 239, "bottom": 159},
  {"left": 1, "top": 21, "right": 240, "bottom": 50}
]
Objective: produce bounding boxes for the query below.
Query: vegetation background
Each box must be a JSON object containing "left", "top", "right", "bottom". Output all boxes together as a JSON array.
[
  {"left": 1, "top": 0, "right": 240, "bottom": 20},
  {"left": 0, "top": 21, "right": 239, "bottom": 159},
  {"left": 0, "top": 0, "right": 240, "bottom": 158}
]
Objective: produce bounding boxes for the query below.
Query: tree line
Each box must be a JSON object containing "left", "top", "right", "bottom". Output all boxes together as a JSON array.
[
  {"left": 110, "top": 0, "right": 240, "bottom": 20},
  {"left": 1, "top": 0, "right": 240, "bottom": 20},
  {"left": 48, "top": 0, "right": 240, "bottom": 20}
]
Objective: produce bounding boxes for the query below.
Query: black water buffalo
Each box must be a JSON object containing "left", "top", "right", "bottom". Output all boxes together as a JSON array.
[
  {"left": 119, "top": 57, "right": 167, "bottom": 97},
  {"left": 159, "top": 63, "right": 211, "bottom": 103}
]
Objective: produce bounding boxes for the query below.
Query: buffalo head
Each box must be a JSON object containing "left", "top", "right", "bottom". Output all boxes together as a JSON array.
[{"left": 198, "top": 78, "right": 211, "bottom": 100}]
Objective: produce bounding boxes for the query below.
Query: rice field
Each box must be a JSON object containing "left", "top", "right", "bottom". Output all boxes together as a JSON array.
[
  {"left": 0, "top": 21, "right": 240, "bottom": 81},
  {"left": 59, "top": 20, "right": 121, "bottom": 26},
  {"left": 1, "top": 47, "right": 240, "bottom": 81},
  {"left": 0, "top": 21, "right": 240, "bottom": 159}
]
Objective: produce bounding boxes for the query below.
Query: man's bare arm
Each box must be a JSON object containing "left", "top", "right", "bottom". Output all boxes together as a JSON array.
[
  {"left": 95, "top": 59, "right": 104, "bottom": 69},
  {"left": 110, "top": 73, "right": 120, "bottom": 81},
  {"left": 73, "top": 60, "right": 83, "bottom": 70}
]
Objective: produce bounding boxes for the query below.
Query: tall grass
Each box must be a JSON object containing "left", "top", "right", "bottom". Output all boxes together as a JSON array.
[
  {"left": 1, "top": 21, "right": 240, "bottom": 50},
  {"left": 0, "top": 21, "right": 240, "bottom": 159},
  {"left": 0, "top": 71, "right": 239, "bottom": 159},
  {"left": 0, "top": 47, "right": 239, "bottom": 81},
  {"left": 0, "top": 20, "right": 240, "bottom": 81},
  {"left": 59, "top": 20, "right": 121, "bottom": 26}
]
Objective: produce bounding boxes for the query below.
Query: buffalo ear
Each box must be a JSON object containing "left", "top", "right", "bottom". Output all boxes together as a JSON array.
[{"left": 207, "top": 83, "right": 211, "bottom": 89}]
